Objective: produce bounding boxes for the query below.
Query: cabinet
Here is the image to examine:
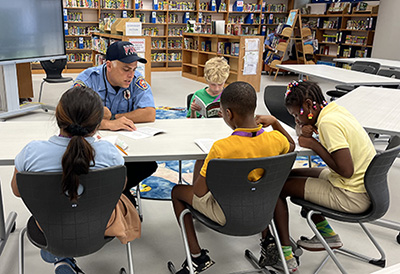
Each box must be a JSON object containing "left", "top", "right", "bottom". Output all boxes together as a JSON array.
[
  {"left": 301, "top": 3, "right": 378, "bottom": 66},
  {"left": 182, "top": 33, "right": 263, "bottom": 92}
]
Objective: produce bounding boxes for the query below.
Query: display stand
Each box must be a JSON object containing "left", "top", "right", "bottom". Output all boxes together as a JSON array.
[
  {"left": 269, "top": 9, "right": 315, "bottom": 80},
  {"left": 0, "top": 64, "right": 53, "bottom": 121}
]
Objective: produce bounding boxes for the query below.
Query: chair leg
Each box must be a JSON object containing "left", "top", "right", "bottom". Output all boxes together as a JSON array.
[
  {"left": 305, "top": 210, "right": 347, "bottom": 274},
  {"left": 179, "top": 209, "right": 195, "bottom": 274},
  {"left": 269, "top": 219, "right": 289, "bottom": 274},
  {"left": 125, "top": 242, "right": 135, "bottom": 274},
  {"left": 135, "top": 185, "right": 143, "bottom": 222},
  {"left": 273, "top": 69, "right": 279, "bottom": 81},
  {"left": 335, "top": 222, "right": 385, "bottom": 267},
  {"left": 19, "top": 227, "right": 27, "bottom": 274},
  {"left": 38, "top": 81, "right": 45, "bottom": 103}
]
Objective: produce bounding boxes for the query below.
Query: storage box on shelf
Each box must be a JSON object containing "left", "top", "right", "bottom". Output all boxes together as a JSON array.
[{"left": 182, "top": 33, "right": 263, "bottom": 92}]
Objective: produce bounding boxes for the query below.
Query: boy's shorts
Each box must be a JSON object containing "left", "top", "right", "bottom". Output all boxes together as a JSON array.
[
  {"left": 304, "top": 169, "right": 371, "bottom": 214},
  {"left": 192, "top": 191, "right": 226, "bottom": 226}
]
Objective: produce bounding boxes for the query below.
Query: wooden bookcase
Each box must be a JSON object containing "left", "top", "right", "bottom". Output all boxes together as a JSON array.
[
  {"left": 31, "top": 0, "right": 292, "bottom": 73},
  {"left": 91, "top": 32, "right": 152, "bottom": 85},
  {"left": 182, "top": 33, "right": 263, "bottom": 92},
  {"left": 301, "top": 2, "right": 379, "bottom": 66}
]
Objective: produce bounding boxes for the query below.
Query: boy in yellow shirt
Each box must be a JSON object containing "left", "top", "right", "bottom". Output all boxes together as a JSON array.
[{"left": 171, "top": 81, "right": 295, "bottom": 274}]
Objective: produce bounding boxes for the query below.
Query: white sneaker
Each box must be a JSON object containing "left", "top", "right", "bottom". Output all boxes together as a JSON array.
[
  {"left": 297, "top": 234, "right": 343, "bottom": 251},
  {"left": 272, "top": 256, "right": 299, "bottom": 273}
]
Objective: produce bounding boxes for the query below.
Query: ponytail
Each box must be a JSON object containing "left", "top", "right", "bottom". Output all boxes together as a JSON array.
[{"left": 56, "top": 86, "right": 103, "bottom": 202}]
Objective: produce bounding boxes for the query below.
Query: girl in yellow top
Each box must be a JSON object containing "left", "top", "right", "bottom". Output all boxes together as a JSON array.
[{"left": 257, "top": 80, "right": 375, "bottom": 272}]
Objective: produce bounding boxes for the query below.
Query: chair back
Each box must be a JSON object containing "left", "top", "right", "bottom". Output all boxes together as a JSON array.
[
  {"left": 351, "top": 61, "right": 381, "bottom": 75},
  {"left": 17, "top": 166, "right": 126, "bottom": 257},
  {"left": 264, "top": 85, "right": 295, "bottom": 128},
  {"left": 377, "top": 69, "right": 400, "bottom": 79},
  {"left": 206, "top": 152, "right": 297, "bottom": 236},
  {"left": 186, "top": 93, "right": 194, "bottom": 111},
  {"left": 40, "top": 59, "right": 68, "bottom": 79},
  {"left": 364, "top": 136, "right": 400, "bottom": 221}
]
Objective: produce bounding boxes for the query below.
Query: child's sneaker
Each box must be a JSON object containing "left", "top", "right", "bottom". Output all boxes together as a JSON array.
[
  {"left": 297, "top": 234, "right": 343, "bottom": 251},
  {"left": 176, "top": 249, "right": 215, "bottom": 274},
  {"left": 54, "top": 258, "right": 84, "bottom": 274},
  {"left": 272, "top": 257, "right": 299, "bottom": 273},
  {"left": 258, "top": 236, "right": 279, "bottom": 267}
]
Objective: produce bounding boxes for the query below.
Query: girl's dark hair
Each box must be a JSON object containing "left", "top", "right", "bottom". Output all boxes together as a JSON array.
[
  {"left": 284, "top": 81, "right": 326, "bottom": 108},
  {"left": 55, "top": 86, "right": 104, "bottom": 202},
  {"left": 220, "top": 81, "right": 257, "bottom": 116}
]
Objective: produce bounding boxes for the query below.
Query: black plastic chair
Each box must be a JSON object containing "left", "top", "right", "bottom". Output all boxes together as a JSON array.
[
  {"left": 264, "top": 85, "right": 295, "bottom": 128},
  {"left": 291, "top": 137, "right": 400, "bottom": 273},
  {"left": 326, "top": 61, "right": 381, "bottom": 100},
  {"left": 186, "top": 93, "right": 194, "bottom": 111},
  {"left": 168, "top": 153, "right": 298, "bottom": 274},
  {"left": 17, "top": 166, "right": 136, "bottom": 274},
  {"left": 39, "top": 59, "right": 73, "bottom": 102}
]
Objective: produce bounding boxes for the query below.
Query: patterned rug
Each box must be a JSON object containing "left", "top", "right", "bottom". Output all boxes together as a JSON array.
[{"left": 135, "top": 107, "right": 326, "bottom": 201}]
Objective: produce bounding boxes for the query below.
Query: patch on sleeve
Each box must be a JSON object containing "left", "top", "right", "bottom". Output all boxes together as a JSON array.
[
  {"left": 73, "top": 80, "right": 86, "bottom": 87},
  {"left": 135, "top": 77, "right": 148, "bottom": 90}
]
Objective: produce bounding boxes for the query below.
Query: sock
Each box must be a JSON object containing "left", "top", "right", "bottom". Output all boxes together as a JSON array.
[
  {"left": 192, "top": 252, "right": 201, "bottom": 258},
  {"left": 316, "top": 220, "right": 336, "bottom": 238},
  {"left": 282, "top": 246, "right": 293, "bottom": 261}
]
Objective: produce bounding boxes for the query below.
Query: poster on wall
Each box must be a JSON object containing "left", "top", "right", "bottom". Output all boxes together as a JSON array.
[{"left": 129, "top": 38, "right": 146, "bottom": 76}]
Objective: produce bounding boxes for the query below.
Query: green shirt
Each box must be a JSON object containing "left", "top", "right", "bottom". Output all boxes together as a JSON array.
[{"left": 186, "top": 87, "right": 221, "bottom": 118}]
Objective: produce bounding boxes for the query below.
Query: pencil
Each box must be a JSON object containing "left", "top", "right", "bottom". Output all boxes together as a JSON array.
[{"left": 115, "top": 144, "right": 128, "bottom": 155}]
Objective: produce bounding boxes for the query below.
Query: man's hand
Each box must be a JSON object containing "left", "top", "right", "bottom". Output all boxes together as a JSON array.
[
  {"left": 255, "top": 114, "right": 277, "bottom": 127},
  {"left": 103, "top": 107, "right": 112, "bottom": 120},
  {"left": 101, "top": 116, "right": 137, "bottom": 131},
  {"left": 300, "top": 125, "right": 318, "bottom": 138}
]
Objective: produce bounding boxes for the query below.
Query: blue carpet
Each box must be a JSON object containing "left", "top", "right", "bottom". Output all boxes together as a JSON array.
[{"left": 136, "top": 107, "right": 326, "bottom": 200}]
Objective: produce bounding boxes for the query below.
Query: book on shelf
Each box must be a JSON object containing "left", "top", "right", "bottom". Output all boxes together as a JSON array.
[
  {"left": 245, "top": 13, "right": 254, "bottom": 24},
  {"left": 119, "top": 127, "right": 166, "bottom": 140},
  {"left": 194, "top": 138, "right": 215, "bottom": 154},
  {"left": 193, "top": 95, "right": 221, "bottom": 118},
  {"left": 232, "top": 0, "right": 243, "bottom": 12}
]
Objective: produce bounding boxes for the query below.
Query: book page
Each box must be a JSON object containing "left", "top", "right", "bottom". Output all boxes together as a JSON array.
[
  {"left": 194, "top": 138, "right": 215, "bottom": 153},
  {"left": 119, "top": 127, "right": 165, "bottom": 140},
  {"left": 193, "top": 95, "right": 207, "bottom": 117}
]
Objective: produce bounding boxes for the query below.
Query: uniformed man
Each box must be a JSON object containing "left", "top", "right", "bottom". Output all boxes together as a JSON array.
[{"left": 73, "top": 41, "right": 157, "bottom": 206}]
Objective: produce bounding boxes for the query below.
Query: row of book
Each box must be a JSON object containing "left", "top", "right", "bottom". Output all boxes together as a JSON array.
[
  {"left": 322, "top": 20, "right": 339, "bottom": 29},
  {"left": 94, "top": 53, "right": 106, "bottom": 66},
  {"left": 151, "top": 39, "right": 183, "bottom": 49},
  {"left": 318, "top": 44, "right": 371, "bottom": 58},
  {"left": 65, "top": 0, "right": 98, "bottom": 8},
  {"left": 183, "top": 38, "right": 198, "bottom": 50},
  {"left": 143, "top": 27, "right": 159, "bottom": 36},
  {"left": 66, "top": 12, "right": 83, "bottom": 22},
  {"left": 346, "top": 18, "right": 375, "bottom": 31},
  {"left": 217, "top": 42, "right": 240, "bottom": 56},
  {"left": 169, "top": 1, "right": 195, "bottom": 11},
  {"left": 150, "top": 52, "right": 182, "bottom": 62},
  {"left": 65, "top": 25, "right": 97, "bottom": 36},
  {"left": 92, "top": 36, "right": 110, "bottom": 54},
  {"left": 322, "top": 34, "right": 336, "bottom": 43},
  {"left": 345, "top": 35, "right": 366, "bottom": 45},
  {"left": 101, "top": 0, "right": 131, "bottom": 9},
  {"left": 168, "top": 26, "right": 186, "bottom": 36},
  {"left": 65, "top": 38, "right": 91, "bottom": 49},
  {"left": 66, "top": 53, "right": 92, "bottom": 62}
]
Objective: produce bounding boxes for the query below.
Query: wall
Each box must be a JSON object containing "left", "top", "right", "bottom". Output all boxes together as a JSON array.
[{"left": 372, "top": 0, "right": 400, "bottom": 60}]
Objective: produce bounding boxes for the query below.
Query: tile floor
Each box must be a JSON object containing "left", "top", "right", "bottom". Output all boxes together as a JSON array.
[{"left": 0, "top": 71, "right": 399, "bottom": 274}]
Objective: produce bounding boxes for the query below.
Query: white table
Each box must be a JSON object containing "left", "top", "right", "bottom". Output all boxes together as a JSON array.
[
  {"left": 335, "top": 86, "right": 400, "bottom": 136},
  {"left": 333, "top": 57, "right": 400, "bottom": 70},
  {"left": 0, "top": 118, "right": 311, "bottom": 166},
  {"left": 276, "top": 64, "right": 400, "bottom": 86}
]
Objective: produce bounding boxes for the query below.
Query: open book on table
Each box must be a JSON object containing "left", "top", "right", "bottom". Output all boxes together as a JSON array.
[
  {"left": 194, "top": 138, "right": 215, "bottom": 154},
  {"left": 95, "top": 135, "right": 129, "bottom": 156},
  {"left": 119, "top": 126, "right": 165, "bottom": 140},
  {"left": 194, "top": 95, "right": 221, "bottom": 118}
]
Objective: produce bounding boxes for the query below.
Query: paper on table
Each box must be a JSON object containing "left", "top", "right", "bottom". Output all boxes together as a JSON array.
[
  {"left": 194, "top": 138, "right": 215, "bottom": 154},
  {"left": 119, "top": 126, "right": 165, "bottom": 140}
]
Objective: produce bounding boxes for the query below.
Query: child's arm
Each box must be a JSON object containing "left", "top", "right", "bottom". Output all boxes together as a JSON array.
[
  {"left": 298, "top": 136, "right": 354, "bottom": 178},
  {"left": 256, "top": 115, "right": 295, "bottom": 152},
  {"left": 11, "top": 168, "right": 20, "bottom": 197},
  {"left": 193, "top": 174, "right": 209, "bottom": 197}
]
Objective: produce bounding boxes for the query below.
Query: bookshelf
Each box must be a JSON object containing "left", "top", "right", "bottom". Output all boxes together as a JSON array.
[
  {"left": 29, "top": 0, "right": 293, "bottom": 73},
  {"left": 182, "top": 33, "right": 264, "bottom": 92},
  {"left": 301, "top": 2, "right": 379, "bottom": 66}
]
